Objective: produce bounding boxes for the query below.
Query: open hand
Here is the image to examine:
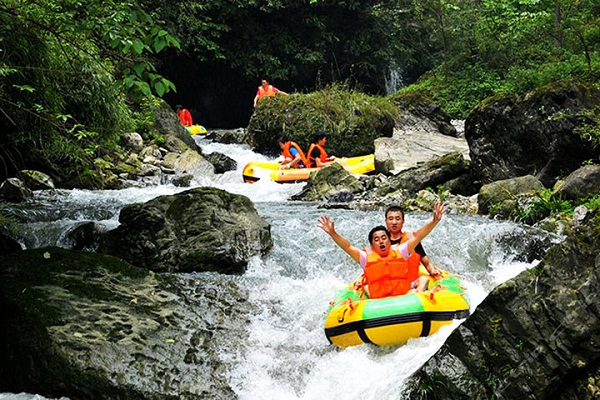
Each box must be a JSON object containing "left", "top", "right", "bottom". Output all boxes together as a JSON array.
[{"left": 317, "top": 215, "right": 335, "bottom": 235}]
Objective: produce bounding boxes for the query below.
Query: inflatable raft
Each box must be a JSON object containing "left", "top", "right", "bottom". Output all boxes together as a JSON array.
[
  {"left": 186, "top": 125, "right": 208, "bottom": 135},
  {"left": 324, "top": 268, "right": 470, "bottom": 348},
  {"left": 242, "top": 154, "right": 374, "bottom": 183}
]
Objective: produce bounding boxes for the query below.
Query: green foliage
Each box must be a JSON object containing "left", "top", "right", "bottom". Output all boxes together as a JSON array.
[
  {"left": 0, "top": 0, "right": 178, "bottom": 186},
  {"left": 248, "top": 84, "right": 396, "bottom": 156},
  {"left": 514, "top": 189, "right": 575, "bottom": 225},
  {"left": 398, "top": 0, "right": 600, "bottom": 118}
]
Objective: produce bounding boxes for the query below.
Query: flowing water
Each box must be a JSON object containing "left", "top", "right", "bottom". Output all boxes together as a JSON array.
[{"left": 1, "top": 137, "right": 548, "bottom": 400}]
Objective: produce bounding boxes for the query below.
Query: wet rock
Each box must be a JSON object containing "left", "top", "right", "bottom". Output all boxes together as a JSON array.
[
  {"left": 98, "top": 187, "right": 272, "bottom": 274},
  {"left": 465, "top": 80, "right": 600, "bottom": 187},
  {"left": 19, "top": 170, "right": 55, "bottom": 190},
  {"left": 407, "top": 208, "right": 600, "bottom": 399},
  {"left": 205, "top": 128, "right": 248, "bottom": 145},
  {"left": 205, "top": 152, "right": 238, "bottom": 174},
  {"left": 0, "top": 178, "right": 33, "bottom": 202},
  {"left": 368, "top": 152, "right": 471, "bottom": 199},
  {"left": 291, "top": 163, "right": 365, "bottom": 202},
  {"left": 554, "top": 165, "right": 600, "bottom": 201},
  {"left": 0, "top": 247, "right": 252, "bottom": 399},
  {"left": 478, "top": 175, "right": 544, "bottom": 215}
]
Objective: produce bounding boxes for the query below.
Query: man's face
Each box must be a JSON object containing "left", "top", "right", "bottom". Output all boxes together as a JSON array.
[
  {"left": 386, "top": 211, "right": 404, "bottom": 235},
  {"left": 370, "top": 230, "right": 391, "bottom": 256}
]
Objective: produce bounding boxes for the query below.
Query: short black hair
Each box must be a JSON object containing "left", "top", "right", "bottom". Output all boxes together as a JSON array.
[
  {"left": 385, "top": 206, "right": 404, "bottom": 219},
  {"left": 313, "top": 131, "right": 327, "bottom": 143},
  {"left": 368, "top": 225, "right": 390, "bottom": 244}
]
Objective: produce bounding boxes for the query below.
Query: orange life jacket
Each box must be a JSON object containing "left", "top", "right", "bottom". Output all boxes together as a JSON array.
[
  {"left": 258, "top": 85, "right": 277, "bottom": 98},
  {"left": 282, "top": 141, "right": 308, "bottom": 168},
  {"left": 363, "top": 245, "right": 421, "bottom": 299},
  {"left": 306, "top": 143, "right": 329, "bottom": 168},
  {"left": 178, "top": 109, "right": 193, "bottom": 127}
]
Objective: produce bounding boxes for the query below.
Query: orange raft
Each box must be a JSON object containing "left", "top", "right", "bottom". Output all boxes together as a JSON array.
[{"left": 242, "top": 154, "right": 374, "bottom": 183}]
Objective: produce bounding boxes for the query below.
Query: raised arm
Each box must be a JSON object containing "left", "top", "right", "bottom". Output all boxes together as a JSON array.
[
  {"left": 317, "top": 215, "right": 361, "bottom": 263},
  {"left": 404, "top": 202, "right": 446, "bottom": 256}
]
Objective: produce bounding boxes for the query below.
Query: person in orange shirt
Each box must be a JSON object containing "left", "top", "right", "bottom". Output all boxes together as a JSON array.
[
  {"left": 253, "top": 79, "right": 288, "bottom": 107},
  {"left": 176, "top": 105, "right": 193, "bottom": 127}
]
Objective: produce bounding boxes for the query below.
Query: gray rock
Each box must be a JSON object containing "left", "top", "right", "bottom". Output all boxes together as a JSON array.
[
  {"left": 465, "top": 81, "right": 600, "bottom": 187},
  {"left": 99, "top": 187, "right": 272, "bottom": 273},
  {"left": 291, "top": 163, "right": 365, "bottom": 202},
  {"left": 0, "top": 247, "right": 251, "bottom": 399},
  {"left": 120, "top": 132, "right": 144, "bottom": 152},
  {"left": 554, "top": 165, "right": 600, "bottom": 201},
  {"left": 478, "top": 175, "right": 545, "bottom": 215},
  {"left": 407, "top": 208, "right": 600, "bottom": 399},
  {"left": 205, "top": 152, "right": 238, "bottom": 174},
  {"left": 0, "top": 178, "right": 33, "bottom": 202},
  {"left": 19, "top": 170, "right": 55, "bottom": 190}
]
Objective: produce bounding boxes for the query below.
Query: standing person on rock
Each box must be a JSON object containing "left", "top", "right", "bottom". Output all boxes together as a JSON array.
[
  {"left": 385, "top": 205, "right": 442, "bottom": 279},
  {"left": 253, "top": 79, "right": 288, "bottom": 108},
  {"left": 176, "top": 105, "right": 193, "bottom": 127},
  {"left": 317, "top": 202, "right": 446, "bottom": 298}
]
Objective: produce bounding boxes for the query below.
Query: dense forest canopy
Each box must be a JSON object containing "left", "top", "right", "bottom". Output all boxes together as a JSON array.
[{"left": 0, "top": 0, "right": 598, "bottom": 184}]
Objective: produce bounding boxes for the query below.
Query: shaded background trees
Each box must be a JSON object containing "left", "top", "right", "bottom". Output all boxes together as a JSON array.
[{"left": 1, "top": 0, "right": 598, "bottom": 183}]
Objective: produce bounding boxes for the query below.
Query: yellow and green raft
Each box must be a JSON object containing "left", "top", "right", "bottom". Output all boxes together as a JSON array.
[
  {"left": 324, "top": 268, "right": 470, "bottom": 348},
  {"left": 186, "top": 125, "right": 208, "bottom": 135}
]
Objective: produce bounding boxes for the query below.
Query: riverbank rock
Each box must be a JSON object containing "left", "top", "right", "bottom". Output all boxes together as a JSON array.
[
  {"left": 0, "top": 247, "right": 252, "bottom": 399},
  {"left": 406, "top": 208, "right": 600, "bottom": 399},
  {"left": 19, "top": 170, "right": 55, "bottom": 190},
  {"left": 0, "top": 178, "right": 33, "bottom": 202},
  {"left": 290, "top": 163, "right": 365, "bottom": 202},
  {"left": 477, "top": 175, "right": 545, "bottom": 216},
  {"left": 554, "top": 164, "right": 600, "bottom": 201},
  {"left": 366, "top": 152, "right": 471, "bottom": 199},
  {"left": 465, "top": 80, "right": 600, "bottom": 187},
  {"left": 98, "top": 187, "right": 272, "bottom": 273},
  {"left": 374, "top": 93, "right": 468, "bottom": 175}
]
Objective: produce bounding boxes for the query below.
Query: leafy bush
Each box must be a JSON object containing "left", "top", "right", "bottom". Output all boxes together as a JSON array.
[{"left": 248, "top": 84, "right": 396, "bottom": 157}]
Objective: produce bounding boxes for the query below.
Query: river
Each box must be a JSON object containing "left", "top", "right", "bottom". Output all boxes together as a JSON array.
[{"left": 1, "top": 136, "right": 547, "bottom": 400}]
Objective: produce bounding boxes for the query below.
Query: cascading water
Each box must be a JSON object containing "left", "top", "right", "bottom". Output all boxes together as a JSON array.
[{"left": 1, "top": 136, "right": 548, "bottom": 400}]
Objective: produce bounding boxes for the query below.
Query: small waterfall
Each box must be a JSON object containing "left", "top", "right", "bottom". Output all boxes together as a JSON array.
[{"left": 385, "top": 67, "right": 405, "bottom": 95}]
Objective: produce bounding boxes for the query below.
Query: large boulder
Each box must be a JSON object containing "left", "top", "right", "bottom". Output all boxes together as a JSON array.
[
  {"left": 0, "top": 247, "right": 251, "bottom": 399},
  {"left": 291, "top": 162, "right": 365, "bottom": 202},
  {"left": 0, "top": 178, "right": 33, "bottom": 202},
  {"left": 98, "top": 187, "right": 272, "bottom": 273},
  {"left": 374, "top": 93, "right": 468, "bottom": 175},
  {"left": 477, "top": 175, "right": 545, "bottom": 215},
  {"left": 406, "top": 208, "right": 600, "bottom": 399},
  {"left": 368, "top": 152, "right": 471, "bottom": 198},
  {"left": 465, "top": 80, "right": 600, "bottom": 187},
  {"left": 554, "top": 164, "right": 600, "bottom": 201}
]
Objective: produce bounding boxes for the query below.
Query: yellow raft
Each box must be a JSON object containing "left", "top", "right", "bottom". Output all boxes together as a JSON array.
[
  {"left": 324, "top": 268, "right": 470, "bottom": 348},
  {"left": 186, "top": 125, "right": 208, "bottom": 135},
  {"left": 242, "top": 154, "right": 375, "bottom": 183}
]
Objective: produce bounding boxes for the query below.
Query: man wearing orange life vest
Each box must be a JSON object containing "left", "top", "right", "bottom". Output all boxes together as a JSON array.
[
  {"left": 278, "top": 137, "right": 308, "bottom": 169},
  {"left": 385, "top": 205, "right": 442, "bottom": 279},
  {"left": 317, "top": 202, "right": 446, "bottom": 299},
  {"left": 253, "top": 79, "right": 288, "bottom": 107},
  {"left": 175, "top": 105, "right": 193, "bottom": 127},
  {"left": 307, "top": 132, "right": 336, "bottom": 168}
]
